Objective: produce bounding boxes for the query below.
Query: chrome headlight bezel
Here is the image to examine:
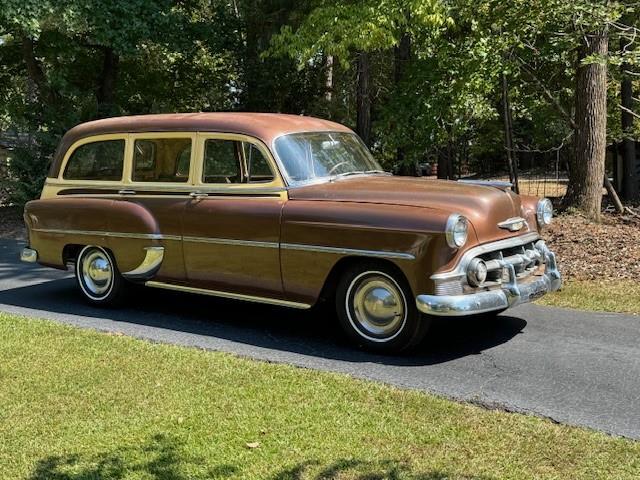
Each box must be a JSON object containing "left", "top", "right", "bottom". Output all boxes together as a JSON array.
[
  {"left": 445, "top": 213, "right": 469, "bottom": 248},
  {"left": 536, "top": 198, "right": 553, "bottom": 227}
]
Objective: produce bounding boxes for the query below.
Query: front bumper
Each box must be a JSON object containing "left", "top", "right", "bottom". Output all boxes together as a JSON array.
[{"left": 416, "top": 243, "right": 561, "bottom": 316}]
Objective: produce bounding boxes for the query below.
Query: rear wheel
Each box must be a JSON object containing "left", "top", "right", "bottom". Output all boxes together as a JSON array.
[
  {"left": 75, "top": 245, "right": 126, "bottom": 306},
  {"left": 335, "top": 262, "right": 430, "bottom": 353}
]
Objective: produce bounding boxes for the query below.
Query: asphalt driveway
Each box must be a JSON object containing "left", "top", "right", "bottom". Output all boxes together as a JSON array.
[{"left": 1, "top": 238, "right": 639, "bottom": 439}]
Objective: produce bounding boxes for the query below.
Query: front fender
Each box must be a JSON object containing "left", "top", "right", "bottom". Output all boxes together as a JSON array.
[{"left": 280, "top": 200, "right": 464, "bottom": 304}]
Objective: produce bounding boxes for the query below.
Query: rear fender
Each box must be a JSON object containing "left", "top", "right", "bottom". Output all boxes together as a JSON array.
[{"left": 24, "top": 197, "right": 165, "bottom": 278}]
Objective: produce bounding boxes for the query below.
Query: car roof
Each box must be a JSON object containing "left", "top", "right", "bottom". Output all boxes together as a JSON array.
[{"left": 49, "top": 112, "right": 353, "bottom": 178}]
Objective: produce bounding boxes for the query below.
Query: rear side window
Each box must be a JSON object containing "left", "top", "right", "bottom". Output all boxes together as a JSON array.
[
  {"left": 63, "top": 140, "right": 125, "bottom": 181},
  {"left": 133, "top": 138, "right": 192, "bottom": 183},
  {"left": 243, "top": 143, "right": 274, "bottom": 183},
  {"left": 203, "top": 139, "right": 242, "bottom": 184}
]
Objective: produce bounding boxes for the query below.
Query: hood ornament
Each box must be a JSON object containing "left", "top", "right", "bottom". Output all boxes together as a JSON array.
[{"left": 498, "top": 217, "right": 526, "bottom": 232}]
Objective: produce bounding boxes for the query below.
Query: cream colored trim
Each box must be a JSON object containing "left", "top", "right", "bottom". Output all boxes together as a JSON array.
[
  {"left": 122, "top": 246, "right": 165, "bottom": 279},
  {"left": 58, "top": 133, "right": 129, "bottom": 183},
  {"left": 126, "top": 132, "right": 198, "bottom": 186},
  {"left": 195, "top": 132, "right": 285, "bottom": 189},
  {"left": 145, "top": 281, "right": 311, "bottom": 309},
  {"left": 49, "top": 131, "right": 288, "bottom": 200}
]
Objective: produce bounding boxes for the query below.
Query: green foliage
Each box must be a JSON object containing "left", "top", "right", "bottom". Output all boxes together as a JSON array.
[{"left": 0, "top": 0, "right": 639, "bottom": 204}]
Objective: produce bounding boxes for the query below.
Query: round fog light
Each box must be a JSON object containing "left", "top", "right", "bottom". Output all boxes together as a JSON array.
[{"left": 467, "top": 258, "right": 488, "bottom": 287}]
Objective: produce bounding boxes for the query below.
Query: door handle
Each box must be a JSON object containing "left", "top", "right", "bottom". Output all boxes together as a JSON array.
[
  {"left": 118, "top": 189, "right": 136, "bottom": 196},
  {"left": 189, "top": 192, "right": 209, "bottom": 199}
]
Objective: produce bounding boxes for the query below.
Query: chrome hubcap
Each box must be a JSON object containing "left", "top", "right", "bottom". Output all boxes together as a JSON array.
[
  {"left": 350, "top": 274, "right": 405, "bottom": 339},
  {"left": 81, "top": 249, "right": 113, "bottom": 296}
]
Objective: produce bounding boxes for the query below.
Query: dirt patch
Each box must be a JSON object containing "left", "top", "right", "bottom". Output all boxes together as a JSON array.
[
  {"left": 0, "top": 206, "right": 26, "bottom": 240},
  {"left": 545, "top": 212, "right": 640, "bottom": 281}
]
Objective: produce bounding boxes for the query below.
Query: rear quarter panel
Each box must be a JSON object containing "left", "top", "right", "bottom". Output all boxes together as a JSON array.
[{"left": 23, "top": 197, "right": 182, "bottom": 278}]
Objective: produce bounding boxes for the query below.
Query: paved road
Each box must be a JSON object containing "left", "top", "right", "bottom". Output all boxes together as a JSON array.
[{"left": 1, "top": 238, "right": 639, "bottom": 439}]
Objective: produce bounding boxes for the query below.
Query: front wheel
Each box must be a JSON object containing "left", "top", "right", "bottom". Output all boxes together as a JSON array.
[
  {"left": 335, "top": 262, "right": 431, "bottom": 353},
  {"left": 75, "top": 245, "right": 126, "bottom": 306}
]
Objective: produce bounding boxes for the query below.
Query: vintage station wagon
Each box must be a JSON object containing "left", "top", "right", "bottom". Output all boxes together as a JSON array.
[{"left": 22, "top": 113, "right": 561, "bottom": 352}]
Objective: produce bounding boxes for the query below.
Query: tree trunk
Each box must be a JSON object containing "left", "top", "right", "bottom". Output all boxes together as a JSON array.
[
  {"left": 620, "top": 42, "right": 638, "bottom": 200},
  {"left": 356, "top": 51, "right": 371, "bottom": 146},
  {"left": 501, "top": 74, "right": 519, "bottom": 193},
  {"left": 20, "top": 35, "right": 57, "bottom": 105},
  {"left": 567, "top": 31, "right": 608, "bottom": 221},
  {"left": 394, "top": 31, "right": 411, "bottom": 167},
  {"left": 96, "top": 47, "right": 120, "bottom": 118},
  {"left": 325, "top": 55, "right": 334, "bottom": 102}
]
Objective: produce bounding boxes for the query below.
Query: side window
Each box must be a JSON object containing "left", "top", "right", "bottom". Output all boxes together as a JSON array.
[
  {"left": 243, "top": 142, "right": 274, "bottom": 183},
  {"left": 133, "top": 138, "right": 192, "bottom": 183},
  {"left": 63, "top": 139, "right": 125, "bottom": 181},
  {"left": 203, "top": 140, "right": 242, "bottom": 184}
]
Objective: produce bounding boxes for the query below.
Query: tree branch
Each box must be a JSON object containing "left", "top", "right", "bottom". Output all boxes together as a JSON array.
[
  {"left": 20, "top": 35, "right": 55, "bottom": 103},
  {"left": 515, "top": 56, "right": 577, "bottom": 130}
]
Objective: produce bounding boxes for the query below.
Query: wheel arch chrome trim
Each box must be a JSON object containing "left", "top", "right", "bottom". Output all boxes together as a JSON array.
[{"left": 122, "top": 246, "right": 165, "bottom": 280}]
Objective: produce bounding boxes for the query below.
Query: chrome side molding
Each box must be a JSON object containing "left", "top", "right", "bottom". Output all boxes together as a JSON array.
[
  {"left": 145, "top": 281, "right": 312, "bottom": 309},
  {"left": 122, "top": 246, "right": 165, "bottom": 280},
  {"left": 281, "top": 243, "right": 415, "bottom": 261}
]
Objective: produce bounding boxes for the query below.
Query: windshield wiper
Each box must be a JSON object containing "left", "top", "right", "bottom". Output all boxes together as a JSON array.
[
  {"left": 334, "top": 169, "right": 388, "bottom": 178},
  {"left": 335, "top": 170, "right": 366, "bottom": 177}
]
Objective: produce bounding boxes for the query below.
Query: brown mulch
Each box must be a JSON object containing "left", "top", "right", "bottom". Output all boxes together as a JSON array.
[
  {"left": 0, "top": 206, "right": 26, "bottom": 240},
  {"left": 545, "top": 212, "right": 640, "bottom": 281}
]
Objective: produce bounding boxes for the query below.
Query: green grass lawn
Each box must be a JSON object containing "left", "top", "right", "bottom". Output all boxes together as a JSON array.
[
  {"left": 538, "top": 280, "right": 640, "bottom": 315},
  {"left": 1, "top": 313, "right": 639, "bottom": 479}
]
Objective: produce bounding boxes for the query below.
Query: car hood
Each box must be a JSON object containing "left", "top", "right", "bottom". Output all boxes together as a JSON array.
[{"left": 288, "top": 176, "right": 535, "bottom": 243}]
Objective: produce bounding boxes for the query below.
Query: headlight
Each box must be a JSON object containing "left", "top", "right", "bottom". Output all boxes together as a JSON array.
[
  {"left": 536, "top": 198, "right": 553, "bottom": 227},
  {"left": 445, "top": 213, "right": 468, "bottom": 248}
]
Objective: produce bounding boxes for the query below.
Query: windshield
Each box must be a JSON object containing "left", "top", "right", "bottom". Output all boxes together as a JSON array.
[{"left": 274, "top": 132, "right": 384, "bottom": 184}]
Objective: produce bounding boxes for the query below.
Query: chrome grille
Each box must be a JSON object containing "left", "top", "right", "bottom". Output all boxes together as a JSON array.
[{"left": 432, "top": 235, "right": 549, "bottom": 296}]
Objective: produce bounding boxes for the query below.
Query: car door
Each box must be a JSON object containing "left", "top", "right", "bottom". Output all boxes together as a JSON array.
[
  {"left": 109, "top": 132, "right": 196, "bottom": 282},
  {"left": 181, "top": 133, "right": 286, "bottom": 299}
]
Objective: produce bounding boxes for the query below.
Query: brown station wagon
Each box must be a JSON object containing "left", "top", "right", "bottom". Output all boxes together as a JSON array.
[{"left": 21, "top": 113, "right": 561, "bottom": 352}]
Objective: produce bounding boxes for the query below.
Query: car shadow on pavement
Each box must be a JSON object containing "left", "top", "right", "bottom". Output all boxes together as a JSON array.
[{"left": 0, "top": 276, "right": 527, "bottom": 367}]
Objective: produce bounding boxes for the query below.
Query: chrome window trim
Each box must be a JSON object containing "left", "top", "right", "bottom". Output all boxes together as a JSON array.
[
  {"left": 280, "top": 243, "right": 415, "bottom": 260},
  {"left": 431, "top": 232, "right": 540, "bottom": 281},
  {"left": 145, "top": 281, "right": 311, "bottom": 309}
]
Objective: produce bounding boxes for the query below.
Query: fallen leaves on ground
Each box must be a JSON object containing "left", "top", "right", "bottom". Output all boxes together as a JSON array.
[{"left": 545, "top": 212, "right": 640, "bottom": 281}]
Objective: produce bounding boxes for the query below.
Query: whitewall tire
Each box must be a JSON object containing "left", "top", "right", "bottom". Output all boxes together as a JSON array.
[
  {"left": 336, "top": 262, "right": 430, "bottom": 353},
  {"left": 75, "top": 245, "right": 126, "bottom": 306}
]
